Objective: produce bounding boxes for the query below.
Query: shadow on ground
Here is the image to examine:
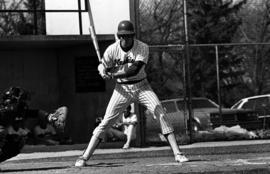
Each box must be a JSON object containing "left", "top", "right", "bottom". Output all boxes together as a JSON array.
[{"left": 0, "top": 166, "right": 70, "bottom": 173}]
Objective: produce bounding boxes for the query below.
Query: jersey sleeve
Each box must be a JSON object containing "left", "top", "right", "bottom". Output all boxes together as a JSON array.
[
  {"left": 101, "top": 44, "right": 116, "bottom": 68},
  {"left": 136, "top": 43, "right": 149, "bottom": 64}
]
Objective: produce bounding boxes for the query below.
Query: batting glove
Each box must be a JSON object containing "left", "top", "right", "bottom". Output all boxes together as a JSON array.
[{"left": 98, "top": 64, "right": 111, "bottom": 79}]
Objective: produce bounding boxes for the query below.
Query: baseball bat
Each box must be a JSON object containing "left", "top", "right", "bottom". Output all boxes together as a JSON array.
[{"left": 86, "top": 0, "right": 102, "bottom": 62}]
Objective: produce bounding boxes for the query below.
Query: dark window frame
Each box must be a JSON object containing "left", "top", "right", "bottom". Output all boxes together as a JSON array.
[{"left": 0, "top": 0, "right": 88, "bottom": 35}]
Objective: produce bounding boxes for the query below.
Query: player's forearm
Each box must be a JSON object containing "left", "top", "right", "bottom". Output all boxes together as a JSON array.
[
  {"left": 112, "top": 67, "right": 138, "bottom": 78},
  {"left": 111, "top": 61, "right": 145, "bottom": 79}
]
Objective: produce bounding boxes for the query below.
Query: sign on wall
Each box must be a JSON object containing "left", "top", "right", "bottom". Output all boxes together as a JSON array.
[{"left": 74, "top": 56, "right": 105, "bottom": 93}]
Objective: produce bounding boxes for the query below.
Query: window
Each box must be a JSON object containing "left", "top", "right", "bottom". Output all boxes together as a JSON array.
[
  {"left": 45, "top": 0, "right": 85, "bottom": 35},
  {"left": 242, "top": 99, "right": 256, "bottom": 110},
  {"left": 0, "top": 0, "right": 130, "bottom": 36},
  {"left": 240, "top": 97, "right": 270, "bottom": 115},
  {"left": 254, "top": 97, "right": 270, "bottom": 115},
  {"left": 0, "top": 0, "right": 87, "bottom": 35},
  {"left": 254, "top": 97, "right": 268, "bottom": 108},
  {"left": 161, "top": 101, "right": 177, "bottom": 113},
  {"left": 0, "top": 0, "right": 46, "bottom": 35},
  {"left": 46, "top": 0, "right": 130, "bottom": 35},
  {"left": 176, "top": 100, "right": 185, "bottom": 110}
]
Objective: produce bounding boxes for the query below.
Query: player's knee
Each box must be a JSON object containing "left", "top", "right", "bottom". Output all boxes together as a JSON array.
[
  {"left": 93, "top": 125, "right": 106, "bottom": 136},
  {"left": 153, "top": 105, "right": 166, "bottom": 116},
  {"left": 93, "top": 122, "right": 111, "bottom": 139}
]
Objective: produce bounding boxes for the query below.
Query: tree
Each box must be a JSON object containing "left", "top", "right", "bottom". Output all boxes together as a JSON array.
[
  {"left": 139, "top": 0, "right": 185, "bottom": 99},
  {"left": 236, "top": 0, "right": 270, "bottom": 95},
  {"left": 140, "top": 0, "right": 184, "bottom": 44},
  {"left": 187, "top": 0, "right": 247, "bottom": 106},
  {"left": 0, "top": 0, "right": 45, "bottom": 36},
  {"left": 140, "top": 0, "right": 264, "bottom": 106},
  {"left": 22, "top": 0, "right": 46, "bottom": 35},
  {"left": 0, "top": 0, "right": 22, "bottom": 36}
]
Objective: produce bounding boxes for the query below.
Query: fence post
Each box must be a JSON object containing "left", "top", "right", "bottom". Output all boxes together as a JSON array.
[
  {"left": 215, "top": 46, "right": 222, "bottom": 118},
  {"left": 183, "top": 0, "right": 193, "bottom": 143}
]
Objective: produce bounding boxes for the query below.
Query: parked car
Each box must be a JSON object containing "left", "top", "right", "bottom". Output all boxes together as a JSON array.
[
  {"left": 230, "top": 94, "right": 270, "bottom": 128},
  {"left": 210, "top": 109, "right": 262, "bottom": 130},
  {"left": 145, "top": 97, "right": 220, "bottom": 136}
]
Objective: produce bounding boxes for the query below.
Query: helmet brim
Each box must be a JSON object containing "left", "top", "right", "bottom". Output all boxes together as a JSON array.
[{"left": 117, "top": 31, "right": 135, "bottom": 35}]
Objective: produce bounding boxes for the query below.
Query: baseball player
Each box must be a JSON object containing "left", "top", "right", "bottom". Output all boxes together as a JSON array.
[
  {"left": 107, "top": 105, "right": 137, "bottom": 149},
  {"left": 0, "top": 86, "right": 67, "bottom": 163},
  {"left": 75, "top": 20, "right": 188, "bottom": 167}
]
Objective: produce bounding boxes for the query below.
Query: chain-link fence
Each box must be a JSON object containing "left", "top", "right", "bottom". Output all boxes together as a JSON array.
[
  {"left": 138, "top": 0, "right": 270, "bottom": 144},
  {"left": 144, "top": 44, "right": 270, "bottom": 145}
]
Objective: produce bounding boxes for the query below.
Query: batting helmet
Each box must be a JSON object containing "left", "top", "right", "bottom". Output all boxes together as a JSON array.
[{"left": 117, "top": 20, "right": 135, "bottom": 36}]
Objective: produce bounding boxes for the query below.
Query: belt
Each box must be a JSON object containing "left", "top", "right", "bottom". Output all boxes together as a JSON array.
[{"left": 117, "top": 78, "right": 146, "bottom": 85}]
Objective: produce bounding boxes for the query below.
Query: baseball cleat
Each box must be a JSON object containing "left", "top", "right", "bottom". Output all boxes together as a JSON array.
[
  {"left": 48, "top": 106, "right": 68, "bottom": 131},
  {"left": 75, "top": 156, "right": 87, "bottom": 167},
  {"left": 175, "top": 153, "right": 189, "bottom": 163},
  {"left": 122, "top": 143, "right": 130, "bottom": 149}
]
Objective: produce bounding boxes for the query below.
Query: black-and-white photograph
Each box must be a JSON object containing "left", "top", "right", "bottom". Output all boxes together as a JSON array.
[{"left": 0, "top": 0, "right": 270, "bottom": 173}]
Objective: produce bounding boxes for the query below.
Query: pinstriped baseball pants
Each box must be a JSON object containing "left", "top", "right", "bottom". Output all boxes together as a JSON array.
[{"left": 93, "top": 79, "right": 174, "bottom": 139}]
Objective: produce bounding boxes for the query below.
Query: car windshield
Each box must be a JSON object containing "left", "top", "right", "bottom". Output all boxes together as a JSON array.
[
  {"left": 231, "top": 100, "right": 243, "bottom": 109},
  {"left": 242, "top": 97, "right": 270, "bottom": 110},
  {"left": 176, "top": 98, "right": 218, "bottom": 110},
  {"left": 242, "top": 99, "right": 256, "bottom": 109}
]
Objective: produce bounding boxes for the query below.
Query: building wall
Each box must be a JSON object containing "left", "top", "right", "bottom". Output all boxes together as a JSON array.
[
  {"left": 0, "top": 48, "right": 59, "bottom": 110},
  {"left": 0, "top": 40, "right": 115, "bottom": 143},
  {"left": 56, "top": 43, "right": 115, "bottom": 143}
]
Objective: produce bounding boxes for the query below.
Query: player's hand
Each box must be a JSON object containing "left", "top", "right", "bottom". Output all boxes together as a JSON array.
[
  {"left": 107, "top": 72, "right": 115, "bottom": 79},
  {"left": 98, "top": 64, "right": 111, "bottom": 79},
  {"left": 100, "top": 72, "right": 112, "bottom": 79}
]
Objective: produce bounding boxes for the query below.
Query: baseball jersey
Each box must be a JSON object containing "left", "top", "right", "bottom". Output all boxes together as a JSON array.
[{"left": 102, "top": 39, "right": 149, "bottom": 83}]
